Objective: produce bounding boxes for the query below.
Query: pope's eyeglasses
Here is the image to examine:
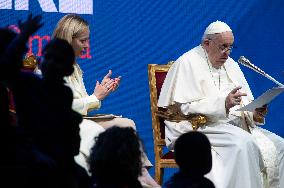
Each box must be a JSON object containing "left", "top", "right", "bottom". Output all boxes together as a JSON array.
[{"left": 210, "top": 40, "right": 235, "bottom": 53}]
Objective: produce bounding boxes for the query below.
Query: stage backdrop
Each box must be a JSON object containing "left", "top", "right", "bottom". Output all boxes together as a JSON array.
[{"left": 1, "top": 0, "right": 284, "bottom": 182}]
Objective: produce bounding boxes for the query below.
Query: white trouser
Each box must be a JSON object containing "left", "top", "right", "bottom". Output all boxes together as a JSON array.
[
  {"left": 75, "top": 118, "right": 153, "bottom": 172},
  {"left": 74, "top": 119, "right": 104, "bottom": 173}
]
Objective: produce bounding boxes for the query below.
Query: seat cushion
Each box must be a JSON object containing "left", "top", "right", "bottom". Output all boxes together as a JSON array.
[{"left": 162, "top": 151, "right": 174, "bottom": 159}]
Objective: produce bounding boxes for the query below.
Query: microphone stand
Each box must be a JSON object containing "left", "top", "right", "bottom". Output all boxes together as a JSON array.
[{"left": 238, "top": 56, "right": 284, "bottom": 87}]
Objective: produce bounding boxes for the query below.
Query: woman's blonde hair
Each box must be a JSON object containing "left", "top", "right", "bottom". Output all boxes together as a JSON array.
[{"left": 52, "top": 14, "right": 89, "bottom": 44}]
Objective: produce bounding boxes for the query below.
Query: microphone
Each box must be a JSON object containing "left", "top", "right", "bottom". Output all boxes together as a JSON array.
[{"left": 238, "top": 56, "right": 284, "bottom": 87}]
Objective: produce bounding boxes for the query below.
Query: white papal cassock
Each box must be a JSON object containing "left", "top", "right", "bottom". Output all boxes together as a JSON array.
[{"left": 158, "top": 45, "right": 284, "bottom": 188}]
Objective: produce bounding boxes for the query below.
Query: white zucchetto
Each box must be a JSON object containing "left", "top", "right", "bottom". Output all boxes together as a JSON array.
[{"left": 204, "top": 20, "right": 232, "bottom": 35}]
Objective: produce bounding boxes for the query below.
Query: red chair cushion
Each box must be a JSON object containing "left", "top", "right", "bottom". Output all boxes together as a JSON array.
[
  {"left": 162, "top": 151, "right": 174, "bottom": 159},
  {"left": 155, "top": 71, "right": 168, "bottom": 139}
]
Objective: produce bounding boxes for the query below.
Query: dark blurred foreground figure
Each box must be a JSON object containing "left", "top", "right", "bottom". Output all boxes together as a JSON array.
[
  {"left": 89, "top": 127, "right": 143, "bottom": 188},
  {"left": 164, "top": 131, "right": 215, "bottom": 188},
  {"left": 40, "top": 38, "right": 91, "bottom": 188},
  {"left": 41, "top": 38, "right": 81, "bottom": 160},
  {"left": 0, "top": 15, "right": 90, "bottom": 187},
  {"left": 0, "top": 15, "right": 44, "bottom": 188}
]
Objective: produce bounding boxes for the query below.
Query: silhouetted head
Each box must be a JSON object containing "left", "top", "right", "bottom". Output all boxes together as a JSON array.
[
  {"left": 41, "top": 38, "right": 75, "bottom": 80},
  {"left": 89, "top": 127, "right": 142, "bottom": 187},
  {"left": 174, "top": 131, "right": 212, "bottom": 176}
]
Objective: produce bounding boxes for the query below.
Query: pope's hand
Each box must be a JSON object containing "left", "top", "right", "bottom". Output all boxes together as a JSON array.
[
  {"left": 253, "top": 104, "right": 268, "bottom": 123},
  {"left": 225, "top": 86, "right": 247, "bottom": 111}
]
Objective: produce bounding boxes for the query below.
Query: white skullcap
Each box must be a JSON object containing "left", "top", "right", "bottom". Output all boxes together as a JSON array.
[{"left": 204, "top": 20, "right": 232, "bottom": 35}]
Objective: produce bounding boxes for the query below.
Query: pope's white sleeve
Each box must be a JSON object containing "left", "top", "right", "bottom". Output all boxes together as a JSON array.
[{"left": 180, "top": 94, "right": 227, "bottom": 121}]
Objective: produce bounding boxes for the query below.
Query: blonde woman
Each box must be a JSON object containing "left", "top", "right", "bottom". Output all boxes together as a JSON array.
[{"left": 52, "top": 14, "right": 160, "bottom": 187}]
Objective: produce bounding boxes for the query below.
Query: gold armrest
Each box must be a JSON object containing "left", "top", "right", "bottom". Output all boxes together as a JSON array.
[{"left": 156, "top": 107, "right": 207, "bottom": 131}]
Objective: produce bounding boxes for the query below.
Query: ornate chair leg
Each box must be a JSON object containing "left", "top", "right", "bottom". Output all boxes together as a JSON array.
[{"left": 155, "top": 164, "right": 161, "bottom": 185}]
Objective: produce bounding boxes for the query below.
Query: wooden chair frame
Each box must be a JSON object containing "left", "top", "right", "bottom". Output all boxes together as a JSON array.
[{"left": 148, "top": 63, "right": 177, "bottom": 185}]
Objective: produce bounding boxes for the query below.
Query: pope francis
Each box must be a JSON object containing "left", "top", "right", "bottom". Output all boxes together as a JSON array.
[{"left": 158, "top": 21, "right": 284, "bottom": 188}]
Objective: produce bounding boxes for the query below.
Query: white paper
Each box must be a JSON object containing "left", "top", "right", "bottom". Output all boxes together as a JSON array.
[
  {"left": 84, "top": 114, "right": 122, "bottom": 119},
  {"left": 237, "top": 87, "right": 284, "bottom": 112}
]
